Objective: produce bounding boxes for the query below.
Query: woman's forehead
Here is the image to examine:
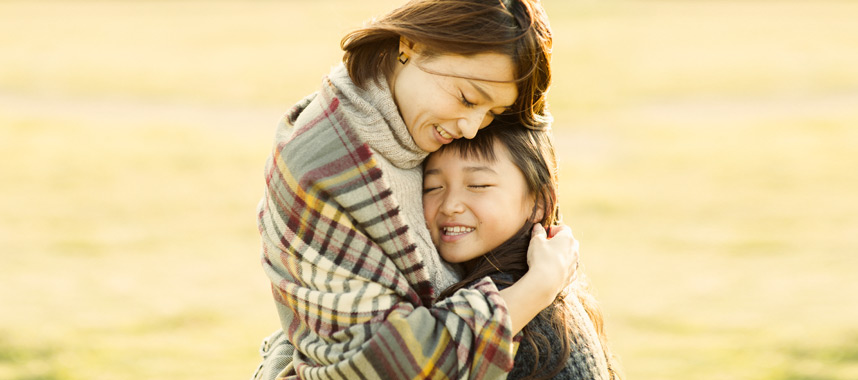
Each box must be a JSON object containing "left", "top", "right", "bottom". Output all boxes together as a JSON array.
[{"left": 419, "top": 52, "right": 517, "bottom": 83}]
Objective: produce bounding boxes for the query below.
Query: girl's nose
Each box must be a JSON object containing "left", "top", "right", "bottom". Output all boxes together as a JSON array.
[{"left": 439, "top": 193, "right": 465, "bottom": 215}]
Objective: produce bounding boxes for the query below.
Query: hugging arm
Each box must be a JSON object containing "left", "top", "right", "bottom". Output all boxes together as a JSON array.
[
  {"left": 255, "top": 89, "right": 577, "bottom": 378},
  {"left": 256, "top": 105, "right": 519, "bottom": 378},
  {"left": 258, "top": 188, "right": 517, "bottom": 379},
  {"left": 257, "top": 198, "right": 576, "bottom": 379}
]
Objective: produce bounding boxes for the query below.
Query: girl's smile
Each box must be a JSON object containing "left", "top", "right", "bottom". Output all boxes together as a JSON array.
[{"left": 439, "top": 224, "right": 476, "bottom": 242}]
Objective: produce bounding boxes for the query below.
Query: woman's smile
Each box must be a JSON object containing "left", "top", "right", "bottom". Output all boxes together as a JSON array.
[{"left": 435, "top": 124, "right": 455, "bottom": 140}]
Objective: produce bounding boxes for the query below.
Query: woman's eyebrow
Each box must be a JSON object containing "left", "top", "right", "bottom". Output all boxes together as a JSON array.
[
  {"left": 468, "top": 80, "right": 514, "bottom": 108},
  {"left": 468, "top": 80, "right": 494, "bottom": 103}
]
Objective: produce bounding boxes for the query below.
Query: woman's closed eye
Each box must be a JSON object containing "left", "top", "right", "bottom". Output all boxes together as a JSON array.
[{"left": 459, "top": 92, "right": 476, "bottom": 108}]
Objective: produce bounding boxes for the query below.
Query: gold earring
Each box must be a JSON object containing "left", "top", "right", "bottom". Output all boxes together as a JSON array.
[{"left": 398, "top": 51, "right": 409, "bottom": 64}]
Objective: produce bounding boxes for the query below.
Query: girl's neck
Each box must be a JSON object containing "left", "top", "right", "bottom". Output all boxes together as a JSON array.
[{"left": 468, "top": 221, "right": 535, "bottom": 277}]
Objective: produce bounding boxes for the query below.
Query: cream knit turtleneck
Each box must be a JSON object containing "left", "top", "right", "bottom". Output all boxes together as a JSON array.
[{"left": 326, "top": 64, "right": 463, "bottom": 294}]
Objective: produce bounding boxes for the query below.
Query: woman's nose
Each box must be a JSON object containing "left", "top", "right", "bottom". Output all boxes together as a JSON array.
[
  {"left": 457, "top": 113, "right": 486, "bottom": 139},
  {"left": 479, "top": 114, "right": 494, "bottom": 129}
]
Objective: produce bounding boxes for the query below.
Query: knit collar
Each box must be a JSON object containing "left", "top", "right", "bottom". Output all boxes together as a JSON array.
[{"left": 327, "top": 64, "right": 428, "bottom": 169}]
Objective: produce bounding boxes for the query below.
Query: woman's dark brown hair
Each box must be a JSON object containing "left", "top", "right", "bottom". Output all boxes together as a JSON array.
[
  {"left": 432, "top": 120, "right": 623, "bottom": 380},
  {"left": 341, "top": 0, "right": 553, "bottom": 131}
]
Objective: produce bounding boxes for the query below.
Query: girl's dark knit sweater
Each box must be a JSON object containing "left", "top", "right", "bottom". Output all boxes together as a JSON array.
[{"left": 492, "top": 272, "right": 610, "bottom": 380}]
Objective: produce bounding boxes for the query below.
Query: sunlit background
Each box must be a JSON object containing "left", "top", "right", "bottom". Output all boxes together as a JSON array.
[{"left": 2, "top": 1, "right": 857, "bottom": 379}]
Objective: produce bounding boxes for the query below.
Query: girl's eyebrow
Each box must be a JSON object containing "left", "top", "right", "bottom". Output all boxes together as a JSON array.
[
  {"left": 423, "top": 165, "right": 497, "bottom": 176},
  {"left": 463, "top": 165, "right": 497, "bottom": 174}
]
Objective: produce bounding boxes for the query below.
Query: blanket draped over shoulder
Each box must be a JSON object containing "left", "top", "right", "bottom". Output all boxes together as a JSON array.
[{"left": 258, "top": 76, "right": 517, "bottom": 379}]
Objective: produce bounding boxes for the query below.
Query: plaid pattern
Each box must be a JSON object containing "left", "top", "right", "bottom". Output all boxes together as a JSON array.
[{"left": 258, "top": 80, "right": 516, "bottom": 379}]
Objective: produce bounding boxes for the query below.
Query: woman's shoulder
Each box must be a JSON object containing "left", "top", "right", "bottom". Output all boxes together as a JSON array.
[
  {"left": 272, "top": 87, "right": 370, "bottom": 171},
  {"left": 280, "top": 81, "right": 354, "bottom": 139},
  {"left": 282, "top": 92, "right": 319, "bottom": 129},
  {"left": 276, "top": 64, "right": 370, "bottom": 141}
]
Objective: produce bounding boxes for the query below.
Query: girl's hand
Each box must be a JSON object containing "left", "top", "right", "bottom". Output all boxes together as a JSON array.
[{"left": 525, "top": 224, "right": 579, "bottom": 302}]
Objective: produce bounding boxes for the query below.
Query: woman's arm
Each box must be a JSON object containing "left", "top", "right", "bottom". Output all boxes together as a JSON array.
[
  {"left": 257, "top": 90, "right": 577, "bottom": 378},
  {"left": 258, "top": 104, "right": 518, "bottom": 379},
  {"left": 254, "top": 222, "right": 577, "bottom": 380},
  {"left": 260, "top": 197, "right": 517, "bottom": 379}
]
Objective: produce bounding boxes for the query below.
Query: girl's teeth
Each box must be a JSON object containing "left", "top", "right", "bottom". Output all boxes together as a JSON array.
[
  {"left": 443, "top": 226, "right": 474, "bottom": 236},
  {"left": 435, "top": 125, "right": 453, "bottom": 139}
]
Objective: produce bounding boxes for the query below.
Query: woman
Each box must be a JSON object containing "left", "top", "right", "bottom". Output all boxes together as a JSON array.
[{"left": 254, "top": 1, "right": 582, "bottom": 379}]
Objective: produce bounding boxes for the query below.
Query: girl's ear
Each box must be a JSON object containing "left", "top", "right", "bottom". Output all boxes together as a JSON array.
[{"left": 530, "top": 199, "right": 545, "bottom": 223}]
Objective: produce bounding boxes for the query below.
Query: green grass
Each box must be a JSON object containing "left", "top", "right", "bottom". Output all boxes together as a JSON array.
[{"left": 2, "top": 1, "right": 857, "bottom": 379}]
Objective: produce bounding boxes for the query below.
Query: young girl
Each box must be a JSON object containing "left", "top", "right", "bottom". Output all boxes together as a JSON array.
[{"left": 423, "top": 121, "right": 623, "bottom": 380}]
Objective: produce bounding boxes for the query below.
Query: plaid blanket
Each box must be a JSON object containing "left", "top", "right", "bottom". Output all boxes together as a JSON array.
[{"left": 258, "top": 78, "right": 516, "bottom": 379}]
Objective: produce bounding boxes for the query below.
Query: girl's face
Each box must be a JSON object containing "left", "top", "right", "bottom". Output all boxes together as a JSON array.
[
  {"left": 423, "top": 140, "right": 537, "bottom": 264},
  {"left": 390, "top": 48, "right": 518, "bottom": 153}
]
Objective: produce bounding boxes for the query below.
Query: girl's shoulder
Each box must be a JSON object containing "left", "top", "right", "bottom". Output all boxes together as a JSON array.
[
  {"left": 507, "top": 303, "right": 563, "bottom": 379},
  {"left": 487, "top": 271, "right": 525, "bottom": 291}
]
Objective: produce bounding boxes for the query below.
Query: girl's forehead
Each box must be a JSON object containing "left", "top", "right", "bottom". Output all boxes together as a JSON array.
[
  {"left": 428, "top": 148, "right": 496, "bottom": 168},
  {"left": 434, "top": 138, "right": 511, "bottom": 163},
  {"left": 425, "top": 143, "right": 516, "bottom": 177}
]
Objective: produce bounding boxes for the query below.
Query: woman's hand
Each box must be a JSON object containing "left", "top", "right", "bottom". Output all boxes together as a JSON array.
[
  {"left": 499, "top": 223, "right": 579, "bottom": 334},
  {"left": 525, "top": 224, "right": 579, "bottom": 304}
]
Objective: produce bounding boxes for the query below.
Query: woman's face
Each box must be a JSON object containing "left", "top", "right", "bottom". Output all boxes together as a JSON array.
[
  {"left": 390, "top": 49, "right": 518, "bottom": 153},
  {"left": 422, "top": 140, "right": 537, "bottom": 264}
]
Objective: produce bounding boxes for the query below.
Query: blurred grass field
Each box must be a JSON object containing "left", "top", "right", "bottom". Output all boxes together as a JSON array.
[{"left": 2, "top": 1, "right": 857, "bottom": 379}]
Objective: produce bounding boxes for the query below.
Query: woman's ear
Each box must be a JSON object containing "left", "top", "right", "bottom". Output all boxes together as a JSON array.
[{"left": 399, "top": 37, "right": 416, "bottom": 56}]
